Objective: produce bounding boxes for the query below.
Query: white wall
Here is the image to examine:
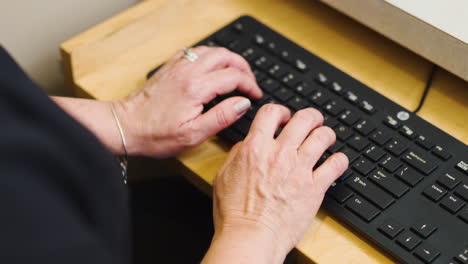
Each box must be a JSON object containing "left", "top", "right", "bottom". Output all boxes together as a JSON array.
[{"left": 0, "top": 0, "right": 140, "bottom": 95}]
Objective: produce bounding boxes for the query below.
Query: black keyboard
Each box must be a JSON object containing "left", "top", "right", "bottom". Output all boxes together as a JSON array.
[{"left": 148, "top": 16, "right": 468, "bottom": 264}]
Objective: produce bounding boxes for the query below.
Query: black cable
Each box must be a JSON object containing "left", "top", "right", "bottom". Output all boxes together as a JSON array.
[{"left": 413, "top": 64, "right": 437, "bottom": 113}]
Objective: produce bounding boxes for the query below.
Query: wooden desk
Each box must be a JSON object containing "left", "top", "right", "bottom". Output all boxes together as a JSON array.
[{"left": 60, "top": 0, "right": 468, "bottom": 263}]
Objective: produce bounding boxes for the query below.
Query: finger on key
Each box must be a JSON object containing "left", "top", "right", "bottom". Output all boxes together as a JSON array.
[
  {"left": 276, "top": 108, "right": 324, "bottom": 149},
  {"left": 198, "top": 67, "right": 262, "bottom": 103},
  {"left": 247, "top": 104, "right": 291, "bottom": 140}
]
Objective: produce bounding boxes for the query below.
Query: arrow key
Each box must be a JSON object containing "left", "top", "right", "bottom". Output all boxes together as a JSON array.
[
  {"left": 378, "top": 219, "right": 404, "bottom": 239},
  {"left": 414, "top": 243, "right": 440, "bottom": 263},
  {"left": 410, "top": 220, "right": 437, "bottom": 238},
  {"left": 396, "top": 231, "right": 422, "bottom": 251}
]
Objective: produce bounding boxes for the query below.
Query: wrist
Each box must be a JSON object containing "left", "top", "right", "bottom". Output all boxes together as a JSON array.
[
  {"left": 203, "top": 225, "right": 289, "bottom": 264},
  {"left": 112, "top": 97, "right": 143, "bottom": 156}
]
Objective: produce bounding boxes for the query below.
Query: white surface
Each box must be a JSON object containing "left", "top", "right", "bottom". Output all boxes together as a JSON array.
[
  {"left": 0, "top": 0, "right": 140, "bottom": 94},
  {"left": 319, "top": 0, "right": 468, "bottom": 81},
  {"left": 385, "top": 0, "right": 468, "bottom": 44}
]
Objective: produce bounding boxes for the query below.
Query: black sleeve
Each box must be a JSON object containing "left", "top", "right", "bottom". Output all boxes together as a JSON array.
[{"left": 0, "top": 46, "right": 130, "bottom": 263}]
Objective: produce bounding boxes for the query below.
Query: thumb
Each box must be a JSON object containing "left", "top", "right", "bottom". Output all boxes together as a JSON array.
[{"left": 193, "top": 96, "right": 251, "bottom": 140}]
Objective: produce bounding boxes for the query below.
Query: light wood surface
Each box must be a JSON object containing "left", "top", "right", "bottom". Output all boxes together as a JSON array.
[{"left": 60, "top": 0, "right": 468, "bottom": 263}]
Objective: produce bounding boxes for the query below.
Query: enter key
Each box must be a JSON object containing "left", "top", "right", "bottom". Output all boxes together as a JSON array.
[{"left": 402, "top": 150, "right": 438, "bottom": 175}]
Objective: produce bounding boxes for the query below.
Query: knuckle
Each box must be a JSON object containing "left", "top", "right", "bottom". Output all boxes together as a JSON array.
[
  {"left": 214, "top": 47, "right": 231, "bottom": 57},
  {"left": 315, "top": 126, "right": 335, "bottom": 144},
  {"left": 259, "top": 103, "right": 281, "bottom": 115},
  {"left": 177, "top": 124, "right": 201, "bottom": 147},
  {"left": 182, "top": 78, "right": 199, "bottom": 96},
  {"left": 330, "top": 153, "right": 348, "bottom": 172},
  {"left": 215, "top": 108, "right": 231, "bottom": 128},
  {"left": 242, "top": 140, "right": 262, "bottom": 159}
]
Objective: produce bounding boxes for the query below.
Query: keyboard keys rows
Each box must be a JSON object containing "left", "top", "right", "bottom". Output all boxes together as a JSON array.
[
  {"left": 209, "top": 25, "right": 466, "bottom": 242},
  {"left": 189, "top": 20, "right": 468, "bottom": 264},
  {"left": 422, "top": 174, "right": 468, "bottom": 222}
]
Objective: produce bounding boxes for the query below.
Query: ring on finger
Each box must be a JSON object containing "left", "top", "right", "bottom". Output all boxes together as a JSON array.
[{"left": 181, "top": 46, "right": 199, "bottom": 62}]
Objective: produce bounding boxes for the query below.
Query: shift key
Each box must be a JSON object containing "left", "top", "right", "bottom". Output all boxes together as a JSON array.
[
  {"left": 402, "top": 150, "right": 438, "bottom": 175},
  {"left": 346, "top": 176, "right": 395, "bottom": 209},
  {"left": 346, "top": 196, "right": 380, "bottom": 222}
]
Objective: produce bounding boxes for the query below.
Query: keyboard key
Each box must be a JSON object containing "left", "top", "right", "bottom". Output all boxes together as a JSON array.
[
  {"left": 414, "top": 243, "right": 440, "bottom": 263},
  {"left": 294, "top": 82, "right": 315, "bottom": 97},
  {"left": 253, "top": 34, "right": 266, "bottom": 46},
  {"left": 359, "top": 100, "right": 376, "bottom": 114},
  {"left": 353, "top": 158, "right": 375, "bottom": 175},
  {"left": 315, "top": 72, "right": 329, "bottom": 86},
  {"left": 370, "top": 130, "right": 392, "bottom": 146},
  {"left": 454, "top": 183, "right": 468, "bottom": 201},
  {"left": 338, "top": 169, "right": 354, "bottom": 182},
  {"left": 385, "top": 137, "right": 408, "bottom": 156},
  {"left": 294, "top": 59, "right": 308, "bottom": 72},
  {"left": 378, "top": 219, "right": 404, "bottom": 239},
  {"left": 334, "top": 125, "right": 353, "bottom": 141},
  {"left": 254, "top": 55, "right": 274, "bottom": 71},
  {"left": 415, "top": 135, "right": 435, "bottom": 150},
  {"left": 396, "top": 231, "right": 422, "bottom": 251},
  {"left": 327, "top": 182, "right": 354, "bottom": 203},
  {"left": 268, "top": 64, "right": 287, "bottom": 79},
  {"left": 381, "top": 156, "right": 403, "bottom": 173},
  {"left": 364, "top": 145, "right": 386, "bottom": 162},
  {"left": 370, "top": 170, "right": 409, "bottom": 198},
  {"left": 354, "top": 119, "right": 376, "bottom": 136},
  {"left": 309, "top": 90, "right": 330, "bottom": 107},
  {"left": 279, "top": 50, "right": 294, "bottom": 64},
  {"left": 329, "top": 141, "right": 344, "bottom": 153},
  {"left": 323, "top": 100, "right": 344, "bottom": 116},
  {"left": 436, "top": 170, "right": 462, "bottom": 190},
  {"left": 323, "top": 116, "right": 338, "bottom": 128},
  {"left": 281, "top": 72, "right": 299, "bottom": 88},
  {"left": 273, "top": 87, "right": 294, "bottom": 102},
  {"left": 456, "top": 160, "right": 468, "bottom": 175},
  {"left": 339, "top": 109, "right": 360, "bottom": 126},
  {"left": 232, "top": 22, "right": 244, "bottom": 32},
  {"left": 287, "top": 96, "right": 308, "bottom": 111},
  {"left": 252, "top": 69, "right": 267, "bottom": 83},
  {"left": 340, "top": 147, "right": 359, "bottom": 163},
  {"left": 260, "top": 78, "right": 280, "bottom": 93},
  {"left": 395, "top": 166, "right": 423, "bottom": 186},
  {"left": 330, "top": 81, "right": 345, "bottom": 95},
  {"left": 383, "top": 115, "right": 400, "bottom": 129},
  {"left": 454, "top": 246, "right": 468, "bottom": 264},
  {"left": 423, "top": 184, "right": 447, "bottom": 202},
  {"left": 459, "top": 207, "right": 468, "bottom": 222},
  {"left": 440, "top": 195, "right": 465, "bottom": 214},
  {"left": 348, "top": 135, "right": 370, "bottom": 152},
  {"left": 266, "top": 42, "right": 278, "bottom": 54},
  {"left": 432, "top": 145, "right": 452, "bottom": 160},
  {"left": 399, "top": 125, "right": 417, "bottom": 140},
  {"left": 402, "top": 150, "right": 438, "bottom": 175},
  {"left": 346, "top": 176, "right": 394, "bottom": 209},
  {"left": 345, "top": 196, "right": 380, "bottom": 222},
  {"left": 215, "top": 30, "right": 236, "bottom": 45},
  {"left": 345, "top": 91, "right": 359, "bottom": 104},
  {"left": 411, "top": 220, "right": 437, "bottom": 238},
  {"left": 241, "top": 47, "right": 261, "bottom": 62},
  {"left": 228, "top": 40, "right": 248, "bottom": 53}
]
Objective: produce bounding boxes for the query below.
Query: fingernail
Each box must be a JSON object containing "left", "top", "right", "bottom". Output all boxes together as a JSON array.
[{"left": 234, "top": 98, "right": 251, "bottom": 115}]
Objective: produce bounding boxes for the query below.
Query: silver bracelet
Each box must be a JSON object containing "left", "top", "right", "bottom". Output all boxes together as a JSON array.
[{"left": 110, "top": 102, "right": 128, "bottom": 184}]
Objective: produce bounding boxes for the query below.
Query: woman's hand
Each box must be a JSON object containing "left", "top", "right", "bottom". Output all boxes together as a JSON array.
[
  {"left": 115, "top": 46, "right": 263, "bottom": 157},
  {"left": 202, "top": 104, "right": 349, "bottom": 264}
]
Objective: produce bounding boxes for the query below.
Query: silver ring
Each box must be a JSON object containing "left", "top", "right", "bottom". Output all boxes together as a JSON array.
[{"left": 182, "top": 46, "right": 199, "bottom": 62}]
